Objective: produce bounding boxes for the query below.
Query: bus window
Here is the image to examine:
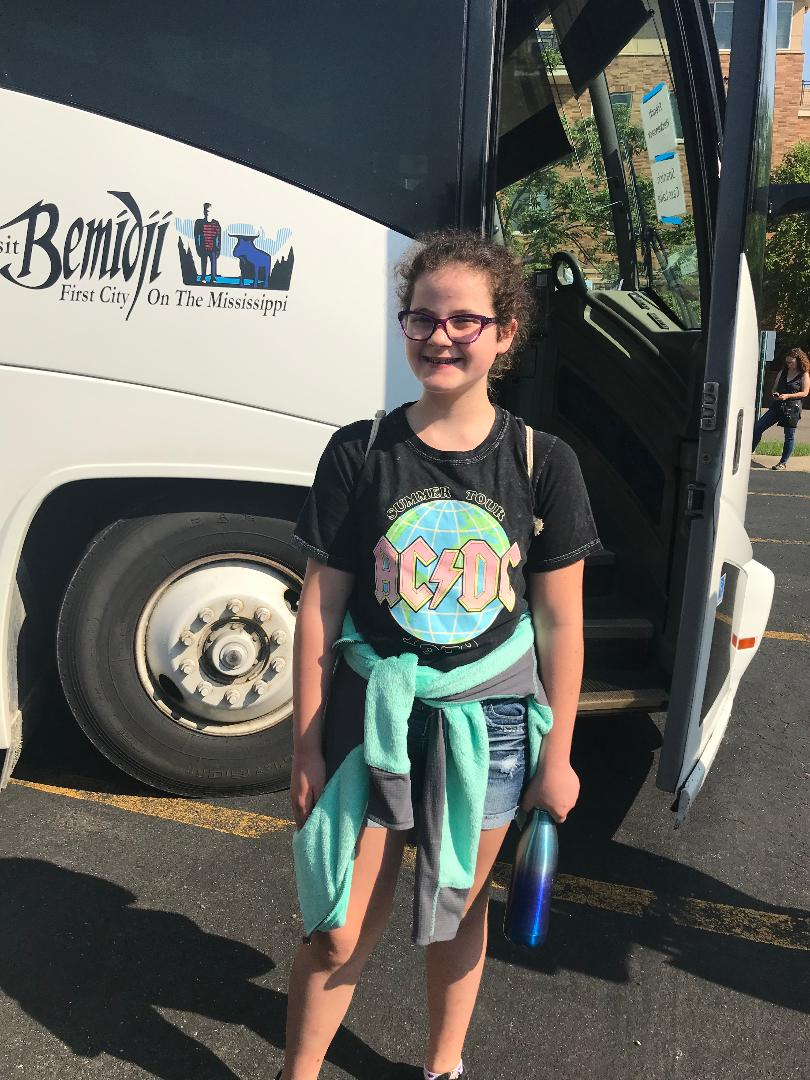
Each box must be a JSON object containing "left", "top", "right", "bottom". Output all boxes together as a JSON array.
[
  {"left": 496, "top": 1, "right": 702, "bottom": 328},
  {"left": 604, "top": 1, "right": 701, "bottom": 328},
  {"left": 0, "top": 2, "right": 466, "bottom": 236}
]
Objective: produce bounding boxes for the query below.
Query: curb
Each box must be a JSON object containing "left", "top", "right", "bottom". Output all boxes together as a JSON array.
[{"left": 751, "top": 454, "right": 810, "bottom": 472}]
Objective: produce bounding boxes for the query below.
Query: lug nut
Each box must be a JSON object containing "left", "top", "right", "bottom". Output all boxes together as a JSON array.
[
  {"left": 227, "top": 598, "right": 244, "bottom": 614},
  {"left": 270, "top": 657, "right": 287, "bottom": 673},
  {"left": 225, "top": 689, "right": 241, "bottom": 706},
  {"left": 198, "top": 607, "right": 215, "bottom": 624},
  {"left": 179, "top": 629, "right": 195, "bottom": 646},
  {"left": 270, "top": 629, "right": 287, "bottom": 645},
  {"left": 179, "top": 660, "right": 195, "bottom": 675},
  {"left": 255, "top": 606, "right": 272, "bottom": 623},
  {"left": 254, "top": 682, "right": 267, "bottom": 696},
  {"left": 196, "top": 681, "right": 212, "bottom": 698}
]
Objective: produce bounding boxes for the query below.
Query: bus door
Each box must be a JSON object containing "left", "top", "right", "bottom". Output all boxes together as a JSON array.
[
  {"left": 656, "top": 0, "right": 777, "bottom": 821},
  {"left": 495, "top": 0, "right": 776, "bottom": 823}
]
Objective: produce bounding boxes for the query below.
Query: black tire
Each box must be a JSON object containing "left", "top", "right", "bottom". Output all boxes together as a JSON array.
[{"left": 56, "top": 505, "right": 305, "bottom": 796}]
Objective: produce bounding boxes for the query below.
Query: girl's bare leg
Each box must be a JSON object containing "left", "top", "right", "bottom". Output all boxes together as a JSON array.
[
  {"left": 423, "top": 824, "right": 510, "bottom": 1074},
  {"left": 281, "top": 825, "right": 406, "bottom": 1080}
]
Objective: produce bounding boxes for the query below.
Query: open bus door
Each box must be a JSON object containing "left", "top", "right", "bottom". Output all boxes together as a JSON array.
[{"left": 656, "top": 0, "right": 777, "bottom": 823}]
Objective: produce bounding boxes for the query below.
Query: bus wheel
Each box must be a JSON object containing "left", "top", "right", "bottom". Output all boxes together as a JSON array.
[{"left": 56, "top": 508, "right": 306, "bottom": 796}]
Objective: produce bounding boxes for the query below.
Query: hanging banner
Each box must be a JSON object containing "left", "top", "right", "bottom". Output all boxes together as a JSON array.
[
  {"left": 641, "top": 83, "right": 678, "bottom": 160},
  {"left": 651, "top": 151, "right": 687, "bottom": 221}
]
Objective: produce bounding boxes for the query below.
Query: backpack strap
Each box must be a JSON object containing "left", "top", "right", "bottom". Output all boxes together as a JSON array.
[
  {"left": 364, "top": 409, "right": 387, "bottom": 464},
  {"left": 524, "top": 422, "right": 544, "bottom": 536}
]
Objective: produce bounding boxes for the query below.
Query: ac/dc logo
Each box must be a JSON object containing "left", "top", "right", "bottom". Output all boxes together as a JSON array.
[{"left": 374, "top": 536, "right": 522, "bottom": 613}]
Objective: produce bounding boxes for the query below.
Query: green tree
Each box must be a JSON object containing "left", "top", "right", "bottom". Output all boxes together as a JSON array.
[
  {"left": 497, "top": 109, "right": 695, "bottom": 304},
  {"left": 763, "top": 139, "right": 810, "bottom": 353}
]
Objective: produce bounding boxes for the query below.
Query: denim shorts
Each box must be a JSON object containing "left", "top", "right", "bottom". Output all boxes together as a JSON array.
[{"left": 366, "top": 698, "right": 528, "bottom": 831}]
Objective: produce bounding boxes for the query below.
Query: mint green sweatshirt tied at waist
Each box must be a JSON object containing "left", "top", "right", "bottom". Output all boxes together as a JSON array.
[{"left": 292, "top": 612, "right": 553, "bottom": 945}]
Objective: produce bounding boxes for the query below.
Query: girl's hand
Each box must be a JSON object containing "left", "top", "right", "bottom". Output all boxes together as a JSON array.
[
  {"left": 520, "top": 756, "right": 580, "bottom": 823},
  {"left": 290, "top": 749, "right": 327, "bottom": 829},
  {"left": 775, "top": 393, "right": 785, "bottom": 401}
]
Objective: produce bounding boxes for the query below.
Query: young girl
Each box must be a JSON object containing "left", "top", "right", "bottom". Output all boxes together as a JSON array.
[
  {"left": 282, "top": 231, "right": 601, "bottom": 1080},
  {"left": 752, "top": 347, "right": 810, "bottom": 469}
]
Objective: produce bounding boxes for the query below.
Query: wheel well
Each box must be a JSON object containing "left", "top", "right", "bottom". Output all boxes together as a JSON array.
[{"left": 15, "top": 477, "right": 308, "bottom": 721}]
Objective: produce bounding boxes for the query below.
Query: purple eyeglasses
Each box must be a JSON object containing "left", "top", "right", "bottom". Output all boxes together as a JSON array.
[{"left": 398, "top": 310, "right": 499, "bottom": 343}]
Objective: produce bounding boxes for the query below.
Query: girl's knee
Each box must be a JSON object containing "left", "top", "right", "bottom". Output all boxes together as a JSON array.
[
  {"left": 309, "top": 911, "right": 389, "bottom": 977},
  {"left": 310, "top": 927, "right": 363, "bottom": 974}
]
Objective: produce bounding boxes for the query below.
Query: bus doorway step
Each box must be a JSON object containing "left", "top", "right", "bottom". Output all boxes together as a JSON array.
[{"left": 578, "top": 670, "right": 669, "bottom": 713}]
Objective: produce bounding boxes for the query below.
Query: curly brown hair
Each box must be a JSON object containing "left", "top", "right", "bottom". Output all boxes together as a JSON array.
[
  {"left": 785, "top": 347, "right": 810, "bottom": 374},
  {"left": 394, "top": 230, "right": 535, "bottom": 383}
]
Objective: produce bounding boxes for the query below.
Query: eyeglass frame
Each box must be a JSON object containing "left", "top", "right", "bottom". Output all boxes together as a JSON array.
[{"left": 397, "top": 309, "right": 500, "bottom": 343}]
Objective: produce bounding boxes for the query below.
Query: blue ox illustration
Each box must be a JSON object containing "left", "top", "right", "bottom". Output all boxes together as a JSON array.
[{"left": 230, "top": 234, "right": 273, "bottom": 287}]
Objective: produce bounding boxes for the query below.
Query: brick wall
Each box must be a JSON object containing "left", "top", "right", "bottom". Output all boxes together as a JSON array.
[{"left": 719, "top": 49, "right": 810, "bottom": 166}]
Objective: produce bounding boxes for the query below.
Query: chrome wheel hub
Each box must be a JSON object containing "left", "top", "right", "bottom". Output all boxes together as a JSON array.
[{"left": 134, "top": 554, "right": 300, "bottom": 736}]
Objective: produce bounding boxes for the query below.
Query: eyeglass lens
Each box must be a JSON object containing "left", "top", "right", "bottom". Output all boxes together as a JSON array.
[{"left": 401, "top": 313, "right": 488, "bottom": 342}]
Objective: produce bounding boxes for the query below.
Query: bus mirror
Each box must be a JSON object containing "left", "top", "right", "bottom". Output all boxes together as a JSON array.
[{"left": 768, "top": 183, "right": 810, "bottom": 220}]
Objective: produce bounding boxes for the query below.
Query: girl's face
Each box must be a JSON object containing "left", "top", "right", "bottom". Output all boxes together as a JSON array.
[
  {"left": 786, "top": 354, "right": 798, "bottom": 369},
  {"left": 404, "top": 264, "right": 517, "bottom": 398}
]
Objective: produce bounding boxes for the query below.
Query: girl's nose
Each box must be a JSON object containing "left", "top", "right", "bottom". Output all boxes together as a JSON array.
[{"left": 427, "top": 323, "right": 454, "bottom": 346}]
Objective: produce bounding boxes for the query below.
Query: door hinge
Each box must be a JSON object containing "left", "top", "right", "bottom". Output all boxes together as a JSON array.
[
  {"left": 700, "top": 381, "right": 720, "bottom": 430},
  {"left": 685, "top": 482, "right": 706, "bottom": 518}
]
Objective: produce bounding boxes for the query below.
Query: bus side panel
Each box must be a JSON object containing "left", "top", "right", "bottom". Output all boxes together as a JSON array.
[
  {"left": 0, "top": 369, "right": 358, "bottom": 753},
  {"left": 0, "top": 90, "right": 418, "bottom": 425}
]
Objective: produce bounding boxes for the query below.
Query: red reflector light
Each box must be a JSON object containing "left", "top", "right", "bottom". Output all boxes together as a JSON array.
[{"left": 731, "top": 634, "right": 756, "bottom": 649}]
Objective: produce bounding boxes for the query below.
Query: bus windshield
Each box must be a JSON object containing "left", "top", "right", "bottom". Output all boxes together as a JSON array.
[{"left": 496, "top": 0, "right": 703, "bottom": 328}]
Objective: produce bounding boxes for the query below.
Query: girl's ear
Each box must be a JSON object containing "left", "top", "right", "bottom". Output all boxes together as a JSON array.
[{"left": 495, "top": 318, "right": 519, "bottom": 355}]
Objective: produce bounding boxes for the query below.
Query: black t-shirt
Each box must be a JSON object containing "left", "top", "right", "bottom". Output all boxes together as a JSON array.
[{"left": 293, "top": 405, "right": 601, "bottom": 671}]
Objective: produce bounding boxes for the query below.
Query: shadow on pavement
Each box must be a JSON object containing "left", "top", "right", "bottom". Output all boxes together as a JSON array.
[
  {"left": 14, "top": 679, "right": 810, "bottom": 1023},
  {"left": 0, "top": 859, "right": 399, "bottom": 1080},
  {"left": 487, "top": 712, "right": 810, "bottom": 1015}
]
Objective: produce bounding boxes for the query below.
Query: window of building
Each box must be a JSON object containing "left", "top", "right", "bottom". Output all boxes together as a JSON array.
[
  {"left": 536, "top": 28, "right": 560, "bottom": 50},
  {"left": 709, "top": 2, "right": 734, "bottom": 49},
  {"left": 709, "top": 1, "right": 792, "bottom": 50},
  {"left": 609, "top": 91, "right": 633, "bottom": 113},
  {"left": 776, "top": 0, "right": 794, "bottom": 47},
  {"left": 0, "top": 2, "right": 467, "bottom": 236}
]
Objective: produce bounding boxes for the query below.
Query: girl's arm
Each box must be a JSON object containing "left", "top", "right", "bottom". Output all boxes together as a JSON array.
[
  {"left": 521, "top": 560, "right": 584, "bottom": 822},
  {"left": 290, "top": 558, "right": 355, "bottom": 828}
]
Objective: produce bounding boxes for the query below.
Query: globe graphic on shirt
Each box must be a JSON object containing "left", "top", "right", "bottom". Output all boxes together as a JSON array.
[{"left": 384, "top": 499, "right": 511, "bottom": 645}]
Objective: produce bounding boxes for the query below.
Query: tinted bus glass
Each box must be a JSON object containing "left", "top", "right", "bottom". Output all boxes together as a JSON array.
[
  {"left": 497, "top": 1, "right": 702, "bottom": 327},
  {"left": 0, "top": 2, "right": 465, "bottom": 236}
]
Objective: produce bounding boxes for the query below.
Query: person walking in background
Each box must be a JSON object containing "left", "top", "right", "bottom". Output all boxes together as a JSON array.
[{"left": 752, "top": 347, "right": 810, "bottom": 470}]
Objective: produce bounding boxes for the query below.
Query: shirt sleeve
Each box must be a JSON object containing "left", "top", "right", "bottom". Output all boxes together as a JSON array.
[
  {"left": 292, "top": 423, "right": 369, "bottom": 572},
  {"left": 525, "top": 435, "right": 602, "bottom": 572}
]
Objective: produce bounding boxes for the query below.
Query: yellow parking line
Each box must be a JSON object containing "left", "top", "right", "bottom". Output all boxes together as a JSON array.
[
  {"left": 751, "top": 537, "right": 810, "bottom": 545},
  {"left": 490, "top": 866, "right": 807, "bottom": 951},
  {"left": 748, "top": 491, "right": 810, "bottom": 498},
  {"left": 9, "top": 778, "right": 290, "bottom": 838},
  {"left": 763, "top": 630, "right": 810, "bottom": 642},
  {"left": 12, "top": 778, "right": 809, "bottom": 952},
  {"left": 402, "top": 842, "right": 809, "bottom": 952}
]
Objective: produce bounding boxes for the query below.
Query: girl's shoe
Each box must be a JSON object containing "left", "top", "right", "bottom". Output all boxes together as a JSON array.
[{"left": 771, "top": 462, "right": 787, "bottom": 470}]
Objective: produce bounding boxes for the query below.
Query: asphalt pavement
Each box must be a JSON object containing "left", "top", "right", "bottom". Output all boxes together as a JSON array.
[{"left": 0, "top": 467, "right": 807, "bottom": 1080}]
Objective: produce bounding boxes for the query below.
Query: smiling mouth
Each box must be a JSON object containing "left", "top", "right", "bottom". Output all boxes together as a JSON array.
[{"left": 422, "top": 357, "right": 461, "bottom": 366}]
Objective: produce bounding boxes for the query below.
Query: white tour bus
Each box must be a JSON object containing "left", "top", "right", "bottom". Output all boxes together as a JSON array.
[{"left": 0, "top": 1, "right": 784, "bottom": 822}]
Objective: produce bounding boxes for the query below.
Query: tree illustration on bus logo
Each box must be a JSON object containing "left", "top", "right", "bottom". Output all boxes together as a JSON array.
[{"left": 176, "top": 203, "right": 294, "bottom": 290}]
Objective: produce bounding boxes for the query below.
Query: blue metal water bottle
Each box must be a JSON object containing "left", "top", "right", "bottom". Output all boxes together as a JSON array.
[{"left": 503, "top": 808, "right": 558, "bottom": 947}]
